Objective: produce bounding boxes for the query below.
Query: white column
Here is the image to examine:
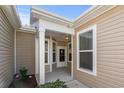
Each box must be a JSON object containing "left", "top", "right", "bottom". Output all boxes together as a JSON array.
[
  {"left": 35, "top": 32, "right": 39, "bottom": 82},
  {"left": 71, "top": 35, "right": 74, "bottom": 79},
  {"left": 39, "top": 29, "right": 45, "bottom": 84},
  {"left": 49, "top": 36, "right": 52, "bottom": 72}
]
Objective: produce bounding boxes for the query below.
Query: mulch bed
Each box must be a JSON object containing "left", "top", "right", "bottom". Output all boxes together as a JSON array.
[{"left": 9, "top": 75, "right": 37, "bottom": 88}]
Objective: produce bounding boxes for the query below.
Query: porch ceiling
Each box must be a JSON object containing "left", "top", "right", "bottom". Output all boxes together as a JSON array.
[{"left": 45, "top": 30, "right": 71, "bottom": 42}]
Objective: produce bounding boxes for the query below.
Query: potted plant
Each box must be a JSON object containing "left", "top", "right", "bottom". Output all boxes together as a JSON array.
[{"left": 19, "top": 67, "right": 28, "bottom": 80}]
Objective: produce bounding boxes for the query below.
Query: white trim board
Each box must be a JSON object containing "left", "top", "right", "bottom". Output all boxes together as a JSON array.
[
  {"left": 17, "top": 26, "right": 36, "bottom": 34},
  {"left": 52, "top": 40, "right": 57, "bottom": 64},
  {"left": 74, "top": 5, "right": 97, "bottom": 21},
  {"left": 14, "top": 30, "right": 16, "bottom": 74},
  {"left": 39, "top": 19, "right": 74, "bottom": 35}
]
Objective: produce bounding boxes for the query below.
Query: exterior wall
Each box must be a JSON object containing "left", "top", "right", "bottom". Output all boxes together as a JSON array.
[
  {"left": 74, "top": 6, "right": 124, "bottom": 87},
  {"left": 16, "top": 31, "right": 35, "bottom": 75},
  {"left": 0, "top": 8, "right": 14, "bottom": 87}
]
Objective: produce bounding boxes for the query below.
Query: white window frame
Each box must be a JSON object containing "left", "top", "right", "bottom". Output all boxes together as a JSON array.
[
  {"left": 45, "top": 39, "right": 50, "bottom": 65},
  {"left": 77, "top": 24, "right": 97, "bottom": 76},
  {"left": 52, "top": 40, "right": 57, "bottom": 64}
]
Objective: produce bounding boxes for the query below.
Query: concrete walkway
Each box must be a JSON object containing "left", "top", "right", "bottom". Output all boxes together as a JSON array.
[
  {"left": 45, "top": 67, "right": 88, "bottom": 88},
  {"left": 66, "top": 80, "right": 88, "bottom": 88},
  {"left": 45, "top": 67, "right": 73, "bottom": 82}
]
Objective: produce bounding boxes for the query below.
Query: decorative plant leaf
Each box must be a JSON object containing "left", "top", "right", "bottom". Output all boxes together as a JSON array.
[{"left": 19, "top": 67, "right": 28, "bottom": 80}]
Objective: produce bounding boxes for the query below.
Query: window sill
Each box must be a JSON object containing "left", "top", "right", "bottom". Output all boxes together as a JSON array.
[{"left": 77, "top": 67, "right": 97, "bottom": 76}]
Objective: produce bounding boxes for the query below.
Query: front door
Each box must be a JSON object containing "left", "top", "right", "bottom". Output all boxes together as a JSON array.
[{"left": 57, "top": 46, "right": 67, "bottom": 67}]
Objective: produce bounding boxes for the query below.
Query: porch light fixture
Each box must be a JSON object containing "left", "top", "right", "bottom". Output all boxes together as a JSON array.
[
  {"left": 65, "top": 35, "right": 69, "bottom": 40},
  {"left": 35, "top": 26, "right": 39, "bottom": 38}
]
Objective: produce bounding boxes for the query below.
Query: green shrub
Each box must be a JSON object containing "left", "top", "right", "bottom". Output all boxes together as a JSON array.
[
  {"left": 19, "top": 67, "right": 28, "bottom": 80},
  {"left": 37, "top": 79, "right": 67, "bottom": 88}
]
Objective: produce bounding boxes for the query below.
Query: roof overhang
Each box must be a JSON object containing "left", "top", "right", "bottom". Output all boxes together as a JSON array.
[
  {"left": 0, "top": 5, "right": 21, "bottom": 29},
  {"left": 30, "top": 5, "right": 117, "bottom": 29},
  {"left": 30, "top": 6, "right": 73, "bottom": 27},
  {"left": 73, "top": 5, "right": 117, "bottom": 28},
  {"left": 17, "top": 26, "right": 36, "bottom": 33}
]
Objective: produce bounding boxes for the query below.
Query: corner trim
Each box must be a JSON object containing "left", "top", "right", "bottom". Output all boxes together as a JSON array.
[{"left": 14, "top": 30, "right": 16, "bottom": 74}]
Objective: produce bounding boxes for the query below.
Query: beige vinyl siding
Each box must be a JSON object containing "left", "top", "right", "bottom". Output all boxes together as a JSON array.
[
  {"left": 74, "top": 6, "right": 124, "bottom": 87},
  {"left": 0, "top": 8, "right": 14, "bottom": 87},
  {"left": 16, "top": 31, "right": 35, "bottom": 75}
]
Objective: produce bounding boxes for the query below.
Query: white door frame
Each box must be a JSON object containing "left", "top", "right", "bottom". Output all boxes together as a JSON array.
[{"left": 57, "top": 46, "right": 67, "bottom": 68}]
